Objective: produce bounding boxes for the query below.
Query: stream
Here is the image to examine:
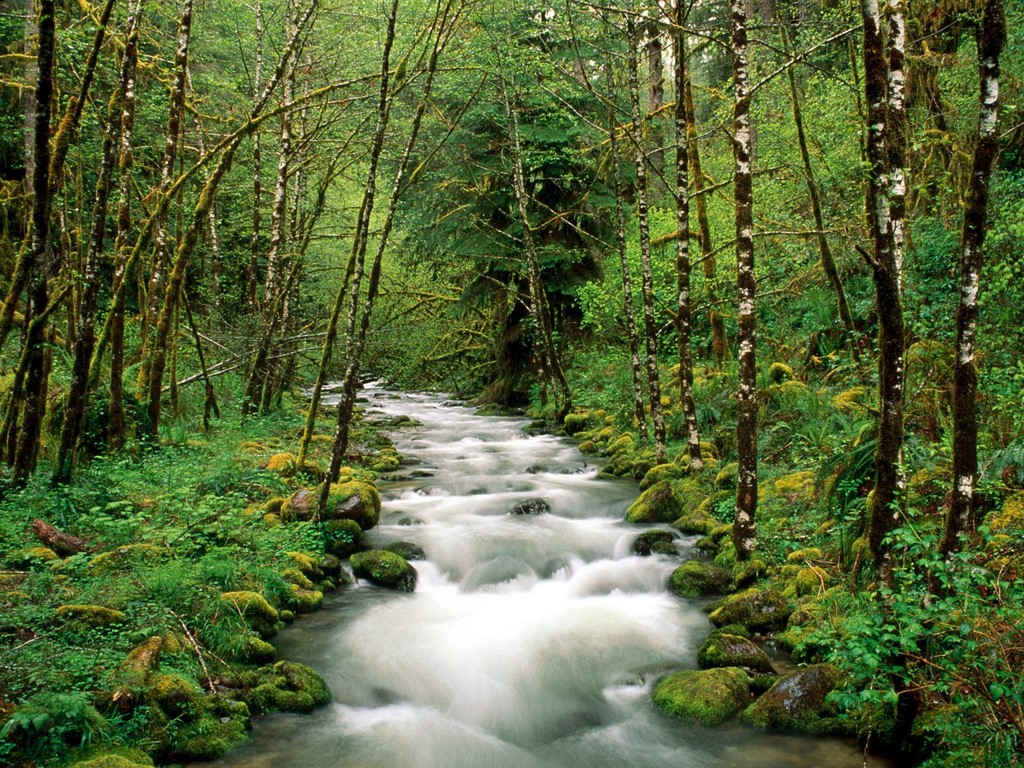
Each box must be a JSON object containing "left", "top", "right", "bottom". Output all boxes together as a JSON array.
[{"left": 206, "top": 387, "right": 891, "bottom": 768}]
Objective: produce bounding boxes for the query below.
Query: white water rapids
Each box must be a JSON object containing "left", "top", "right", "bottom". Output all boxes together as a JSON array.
[{"left": 204, "top": 387, "right": 890, "bottom": 768}]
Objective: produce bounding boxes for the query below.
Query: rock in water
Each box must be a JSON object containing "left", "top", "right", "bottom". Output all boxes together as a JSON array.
[{"left": 509, "top": 498, "right": 550, "bottom": 516}]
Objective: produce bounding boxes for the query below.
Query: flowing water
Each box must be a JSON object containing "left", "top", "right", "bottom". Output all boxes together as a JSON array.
[{"left": 206, "top": 387, "right": 891, "bottom": 768}]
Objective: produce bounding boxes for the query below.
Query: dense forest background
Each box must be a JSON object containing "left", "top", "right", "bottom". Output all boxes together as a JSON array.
[{"left": 0, "top": 0, "right": 1023, "bottom": 765}]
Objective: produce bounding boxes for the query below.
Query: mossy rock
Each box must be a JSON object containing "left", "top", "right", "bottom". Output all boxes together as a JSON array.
[
  {"left": 72, "top": 749, "right": 154, "bottom": 768},
  {"left": 668, "top": 560, "right": 734, "bottom": 597},
  {"left": 88, "top": 543, "right": 170, "bottom": 575},
  {"left": 629, "top": 451, "right": 658, "bottom": 481},
  {"left": 281, "top": 567, "right": 316, "bottom": 591},
  {"left": 323, "top": 518, "right": 363, "bottom": 557},
  {"left": 323, "top": 480, "right": 381, "bottom": 530},
  {"left": 640, "top": 463, "right": 684, "bottom": 491},
  {"left": 245, "top": 661, "right": 330, "bottom": 715},
  {"left": 652, "top": 667, "right": 750, "bottom": 726},
  {"left": 264, "top": 452, "right": 297, "bottom": 476},
  {"left": 714, "top": 462, "right": 738, "bottom": 490},
  {"left": 767, "top": 362, "right": 794, "bottom": 383},
  {"left": 7, "top": 546, "right": 59, "bottom": 569},
  {"left": 262, "top": 497, "right": 285, "bottom": 514},
  {"left": 371, "top": 453, "right": 402, "bottom": 472},
  {"left": 625, "top": 481, "right": 682, "bottom": 524},
  {"left": 631, "top": 530, "right": 677, "bottom": 556},
  {"left": 319, "top": 554, "right": 343, "bottom": 579},
  {"left": 235, "top": 635, "right": 276, "bottom": 663},
  {"left": 277, "top": 661, "right": 331, "bottom": 706},
  {"left": 282, "top": 488, "right": 316, "bottom": 521},
  {"left": 350, "top": 549, "right": 417, "bottom": 591},
  {"left": 708, "top": 587, "right": 792, "bottom": 633},
  {"left": 598, "top": 449, "right": 635, "bottom": 478},
  {"left": 987, "top": 491, "right": 1024, "bottom": 538},
  {"left": 286, "top": 551, "right": 324, "bottom": 581},
  {"left": 563, "top": 411, "right": 591, "bottom": 436},
  {"left": 733, "top": 558, "right": 769, "bottom": 588},
  {"left": 786, "top": 547, "right": 823, "bottom": 564},
  {"left": 743, "top": 663, "right": 845, "bottom": 735},
  {"left": 56, "top": 604, "right": 126, "bottom": 627},
  {"left": 790, "top": 566, "right": 829, "bottom": 598},
  {"left": 698, "top": 633, "right": 775, "bottom": 674},
  {"left": 772, "top": 471, "right": 816, "bottom": 502},
  {"left": 148, "top": 673, "right": 202, "bottom": 718},
  {"left": 286, "top": 584, "right": 324, "bottom": 613},
  {"left": 578, "top": 439, "right": 598, "bottom": 454},
  {"left": 168, "top": 708, "right": 249, "bottom": 761},
  {"left": 831, "top": 386, "right": 870, "bottom": 414},
  {"left": 221, "top": 591, "right": 281, "bottom": 637}
]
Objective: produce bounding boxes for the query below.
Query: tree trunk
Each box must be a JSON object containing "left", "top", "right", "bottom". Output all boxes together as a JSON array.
[
  {"left": 109, "top": 2, "right": 142, "bottom": 451},
  {"left": 317, "top": 0, "right": 401, "bottom": 505},
  {"left": 673, "top": 1, "right": 703, "bottom": 470},
  {"left": 248, "top": 0, "right": 264, "bottom": 314},
  {"left": 861, "top": 0, "right": 906, "bottom": 591},
  {"left": 940, "top": 0, "right": 1005, "bottom": 559},
  {"left": 53, "top": 6, "right": 141, "bottom": 484},
  {"left": 139, "top": 0, "right": 193, "bottom": 399},
  {"left": 682, "top": 51, "right": 726, "bottom": 369},
  {"left": 9, "top": 0, "right": 55, "bottom": 483},
  {"left": 626, "top": 8, "right": 666, "bottom": 463},
  {"left": 731, "top": 0, "right": 758, "bottom": 561}
]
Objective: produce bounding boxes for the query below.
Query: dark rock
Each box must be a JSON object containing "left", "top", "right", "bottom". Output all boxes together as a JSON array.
[
  {"left": 743, "top": 663, "right": 846, "bottom": 735},
  {"left": 384, "top": 541, "right": 426, "bottom": 561},
  {"left": 631, "top": 530, "right": 677, "bottom": 556},
  {"left": 509, "top": 498, "right": 550, "bottom": 516}
]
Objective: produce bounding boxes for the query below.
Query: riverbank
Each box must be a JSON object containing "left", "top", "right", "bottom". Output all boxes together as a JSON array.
[{"left": 0, "top": 394, "right": 397, "bottom": 767}]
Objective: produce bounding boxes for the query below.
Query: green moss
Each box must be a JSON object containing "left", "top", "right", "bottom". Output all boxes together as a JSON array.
[
  {"left": 148, "top": 673, "right": 202, "bottom": 718},
  {"left": 72, "top": 753, "right": 153, "bottom": 768},
  {"left": 286, "top": 585, "right": 324, "bottom": 613},
  {"left": 577, "top": 439, "right": 598, "bottom": 454},
  {"left": 55, "top": 604, "right": 126, "bottom": 626},
  {"left": 773, "top": 471, "right": 816, "bottom": 501},
  {"left": 668, "top": 560, "right": 734, "bottom": 597},
  {"left": 698, "top": 633, "right": 775, "bottom": 673},
  {"left": 235, "top": 635, "right": 276, "bottom": 663},
  {"left": 767, "top": 362, "right": 794, "bottom": 382},
  {"left": 625, "top": 481, "right": 682, "bottom": 524},
  {"left": 563, "top": 411, "right": 591, "bottom": 436},
  {"left": 708, "top": 587, "right": 792, "bottom": 633},
  {"left": 221, "top": 591, "right": 281, "bottom": 637},
  {"left": 276, "top": 661, "right": 331, "bottom": 706},
  {"left": 88, "top": 544, "right": 170, "bottom": 575},
  {"left": 323, "top": 518, "right": 363, "bottom": 557},
  {"left": 350, "top": 549, "right": 417, "bottom": 591},
  {"left": 714, "top": 462, "right": 738, "bottom": 489},
  {"left": 285, "top": 551, "right": 324, "bottom": 580},
  {"left": 281, "top": 567, "right": 316, "bottom": 591},
  {"left": 264, "top": 452, "right": 297, "bottom": 476},
  {"left": 652, "top": 667, "right": 750, "bottom": 726}
]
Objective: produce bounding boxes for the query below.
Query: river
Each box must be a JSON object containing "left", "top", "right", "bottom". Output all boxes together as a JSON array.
[{"left": 205, "top": 387, "right": 891, "bottom": 768}]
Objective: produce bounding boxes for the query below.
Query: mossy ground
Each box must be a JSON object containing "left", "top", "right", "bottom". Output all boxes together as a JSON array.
[{"left": 0, "top": 390, "right": 396, "bottom": 767}]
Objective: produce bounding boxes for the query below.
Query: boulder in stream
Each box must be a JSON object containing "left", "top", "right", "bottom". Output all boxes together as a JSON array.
[
  {"left": 652, "top": 667, "right": 751, "bottom": 726},
  {"left": 384, "top": 541, "right": 427, "bottom": 561},
  {"left": 631, "top": 530, "right": 677, "bottom": 556},
  {"left": 624, "top": 481, "right": 682, "bottom": 524},
  {"left": 668, "top": 559, "right": 734, "bottom": 597},
  {"left": 324, "top": 481, "right": 382, "bottom": 530},
  {"left": 743, "top": 663, "right": 845, "bottom": 735},
  {"left": 509, "top": 498, "right": 550, "bottom": 516},
  {"left": 708, "top": 587, "right": 792, "bottom": 633},
  {"left": 350, "top": 549, "right": 417, "bottom": 591},
  {"left": 698, "top": 632, "right": 776, "bottom": 674}
]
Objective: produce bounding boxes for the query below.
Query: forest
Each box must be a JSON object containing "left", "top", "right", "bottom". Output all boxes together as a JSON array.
[{"left": 0, "top": 0, "right": 1022, "bottom": 765}]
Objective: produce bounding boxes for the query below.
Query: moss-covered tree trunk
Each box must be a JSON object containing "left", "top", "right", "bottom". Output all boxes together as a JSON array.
[
  {"left": 731, "top": 0, "right": 758, "bottom": 560},
  {"left": 941, "top": 0, "right": 1005, "bottom": 559},
  {"left": 626, "top": 8, "right": 666, "bottom": 463},
  {"left": 673, "top": 1, "right": 702, "bottom": 470}
]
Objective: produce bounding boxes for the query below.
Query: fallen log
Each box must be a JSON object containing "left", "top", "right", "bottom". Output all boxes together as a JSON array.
[{"left": 31, "top": 518, "right": 88, "bottom": 556}]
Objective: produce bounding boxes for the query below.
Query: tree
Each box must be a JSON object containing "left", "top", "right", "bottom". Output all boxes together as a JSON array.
[
  {"left": 940, "top": 0, "right": 1006, "bottom": 561},
  {"left": 731, "top": 0, "right": 757, "bottom": 560}
]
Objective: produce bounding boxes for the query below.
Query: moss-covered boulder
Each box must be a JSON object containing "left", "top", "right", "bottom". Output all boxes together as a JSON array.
[
  {"left": 772, "top": 471, "right": 816, "bottom": 502},
  {"left": 698, "top": 633, "right": 775, "bottom": 674},
  {"left": 563, "top": 411, "right": 591, "bottom": 436},
  {"left": 56, "top": 604, "right": 126, "bottom": 627},
  {"left": 652, "top": 667, "right": 750, "bottom": 726},
  {"left": 148, "top": 673, "right": 202, "bottom": 718},
  {"left": 743, "top": 663, "right": 845, "bottom": 734},
  {"left": 244, "top": 661, "right": 331, "bottom": 715},
  {"left": 282, "top": 488, "right": 316, "bottom": 521},
  {"left": 605, "top": 434, "right": 635, "bottom": 457},
  {"left": 631, "top": 530, "right": 677, "bottom": 556},
  {"left": 323, "top": 518, "right": 362, "bottom": 557},
  {"left": 708, "top": 587, "right": 792, "bottom": 633},
  {"left": 578, "top": 439, "right": 598, "bottom": 454},
  {"left": 668, "top": 560, "right": 734, "bottom": 597},
  {"left": 323, "top": 481, "right": 381, "bottom": 530},
  {"left": 281, "top": 567, "right": 316, "bottom": 591},
  {"left": 767, "top": 362, "right": 794, "bottom": 383},
  {"left": 235, "top": 635, "right": 276, "bottom": 663},
  {"left": 221, "top": 591, "right": 281, "bottom": 637},
  {"left": 264, "top": 452, "right": 297, "bottom": 476},
  {"left": 350, "top": 549, "right": 417, "bottom": 591},
  {"left": 625, "top": 481, "right": 682, "bottom": 524},
  {"left": 285, "top": 551, "right": 324, "bottom": 581},
  {"left": 71, "top": 749, "right": 154, "bottom": 768},
  {"left": 640, "top": 463, "right": 684, "bottom": 491},
  {"left": 286, "top": 584, "right": 324, "bottom": 613},
  {"left": 714, "top": 462, "right": 738, "bottom": 489}
]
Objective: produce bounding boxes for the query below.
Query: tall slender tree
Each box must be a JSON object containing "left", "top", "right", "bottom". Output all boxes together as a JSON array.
[{"left": 731, "top": 0, "right": 758, "bottom": 560}]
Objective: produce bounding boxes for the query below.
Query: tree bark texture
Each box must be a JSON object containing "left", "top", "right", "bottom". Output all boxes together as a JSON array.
[
  {"left": 731, "top": 0, "right": 758, "bottom": 560},
  {"left": 941, "top": 0, "right": 1005, "bottom": 559}
]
